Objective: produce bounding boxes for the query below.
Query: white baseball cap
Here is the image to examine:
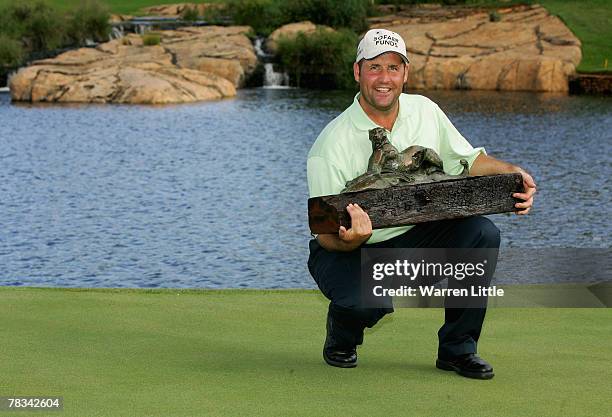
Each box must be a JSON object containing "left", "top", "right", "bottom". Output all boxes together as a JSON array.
[{"left": 356, "top": 29, "right": 409, "bottom": 64}]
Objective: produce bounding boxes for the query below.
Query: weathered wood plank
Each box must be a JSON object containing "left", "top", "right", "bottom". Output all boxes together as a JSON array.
[{"left": 308, "top": 174, "right": 523, "bottom": 234}]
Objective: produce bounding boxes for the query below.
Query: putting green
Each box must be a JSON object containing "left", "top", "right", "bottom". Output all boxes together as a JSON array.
[{"left": 1, "top": 287, "right": 610, "bottom": 417}]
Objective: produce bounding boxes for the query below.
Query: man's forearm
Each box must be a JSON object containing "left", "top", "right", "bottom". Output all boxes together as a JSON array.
[{"left": 470, "top": 153, "right": 522, "bottom": 176}]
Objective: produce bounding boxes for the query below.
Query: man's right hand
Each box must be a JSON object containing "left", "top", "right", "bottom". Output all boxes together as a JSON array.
[
  {"left": 339, "top": 203, "right": 373, "bottom": 244},
  {"left": 317, "top": 203, "right": 372, "bottom": 252}
]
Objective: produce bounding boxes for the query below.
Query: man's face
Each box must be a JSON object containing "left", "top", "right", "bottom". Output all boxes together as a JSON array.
[{"left": 353, "top": 52, "right": 409, "bottom": 114}]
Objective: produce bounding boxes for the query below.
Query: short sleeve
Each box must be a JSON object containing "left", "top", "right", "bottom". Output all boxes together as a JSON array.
[
  {"left": 435, "top": 104, "right": 486, "bottom": 175},
  {"left": 307, "top": 156, "right": 345, "bottom": 198}
]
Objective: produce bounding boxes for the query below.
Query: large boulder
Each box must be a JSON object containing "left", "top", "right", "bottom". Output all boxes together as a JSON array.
[
  {"left": 9, "top": 26, "right": 257, "bottom": 104},
  {"left": 109, "top": 14, "right": 133, "bottom": 23},
  {"left": 267, "top": 21, "right": 317, "bottom": 54},
  {"left": 266, "top": 21, "right": 334, "bottom": 54},
  {"left": 369, "top": 4, "right": 581, "bottom": 92},
  {"left": 141, "top": 2, "right": 221, "bottom": 17},
  {"left": 161, "top": 26, "right": 258, "bottom": 87}
]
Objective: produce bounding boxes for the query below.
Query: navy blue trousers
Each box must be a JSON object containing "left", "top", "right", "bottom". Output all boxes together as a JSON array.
[{"left": 307, "top": 216, "right": 500, "bottom": 360}]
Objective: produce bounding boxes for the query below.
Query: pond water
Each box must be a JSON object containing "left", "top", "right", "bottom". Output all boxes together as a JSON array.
[{"left": 1, "top": 89, "right": 610, "bottom": 288}]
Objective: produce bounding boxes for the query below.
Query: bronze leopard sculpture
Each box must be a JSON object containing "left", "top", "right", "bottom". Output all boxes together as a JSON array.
[{"left": 342, "top": 127, "right": 469, "bottom": 193}]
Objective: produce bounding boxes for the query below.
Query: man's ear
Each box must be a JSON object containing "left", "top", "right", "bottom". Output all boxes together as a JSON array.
[
  {"left": 403, "top": 63, "right": 409, "bottom": 84},
  {"left": 353, "top": 62, "right": 360, "bottom": 83}
]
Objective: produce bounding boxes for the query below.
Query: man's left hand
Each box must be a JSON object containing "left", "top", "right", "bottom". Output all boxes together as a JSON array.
[
  {"left": 512, "top": 169, "right": 536, "bottom": 215},
  {"left": 471, "top": 154, "right": 537, "bottom": 215}
]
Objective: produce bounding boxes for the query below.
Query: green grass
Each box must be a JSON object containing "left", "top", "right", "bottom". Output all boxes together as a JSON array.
[
  {"left": 538, "top": 0, "right": 611, "bottom": 72},
  {"left": 0, "top": 1, "right": 222, "bottom": 15},
  {"left": 1, "top": 287, "right": 610, "bottom": 417},
  {"left": 142, "top": 32, "right": 161, "bottom": 45}
]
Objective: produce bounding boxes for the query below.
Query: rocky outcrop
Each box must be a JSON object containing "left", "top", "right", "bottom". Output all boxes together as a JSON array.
[
  {"left": 266, "top": 21, "right": 316, "bottom": 54},
  {"left": 9, "top": 26, "right": 257, "bottom": 104},
  {"left": 266, "top": 21, "right": 334, "bottom": 54},
  {"left": 109, "top": 14, "right": 133, "bottom": 23},
  {"left": 141, "top": 3, "right": 221, "bottom": 17},
  {"left": 370, "top": 4, "right": 581, "bottom": 92},
  {"left": 155, "top": 26, "right": 257, "bottom": 86}
]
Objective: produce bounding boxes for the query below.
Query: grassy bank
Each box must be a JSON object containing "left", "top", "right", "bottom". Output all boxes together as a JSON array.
[
  {"left": 0, "top": 1, "right": 110, "bottom": 76},
  {"left": 1, "top": 287, "right": 610, "bottom": 417},
  {"left": 0, "top": 0, "right": 196, "bottom": 15},
  {"left": 538, "top": 0, "right": 611, "bottom": 72}
]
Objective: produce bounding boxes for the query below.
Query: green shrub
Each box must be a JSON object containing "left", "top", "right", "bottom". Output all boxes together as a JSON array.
[
  {"left": 374, "top": 0, "right": 535, "bottom": 4},
  {"left": 225, "top": 0, "right": 283, "bottom": 36},
  {"left": 180, "top": 6, "right": 200, "bottom": 21},
  {"left": 281, "top": 0, "right": 372, "bottom": 32},
  {"left": 0, "top": 34, "right": 25, "bottom": 68},
  {"left": 201, "top": 4, "right": 226, "bottom": 25},
  {"left": 277, "top": 28, "right": 358, "bottom": 89},
  {"left": 223, "top": 0, "right": 373, "bottom": 35},
  {"left": 4, "top": 1, "right": 64, "bottom": 51},
  {"left": 0, "top": 5, "right": 26, "bottom": 39},
  {"left": 1, "top": 1, "right": 111, "bottom": 50},
  {"left": 375, "top": 0, "right": 467, "bottom": 4},
  {"left": 142, "top": 32, "right": 162, "bottom": 46},
  {"left": 66, "top": 0, "right": 111, "bottom": 45}
]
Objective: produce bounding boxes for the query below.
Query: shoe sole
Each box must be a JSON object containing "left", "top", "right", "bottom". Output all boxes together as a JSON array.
[
  {"left": 323, "top": 350, "right": 357, "bottom": 368},
  {"left": 436, "top": 359, "right": 494, "bottom": 380}
]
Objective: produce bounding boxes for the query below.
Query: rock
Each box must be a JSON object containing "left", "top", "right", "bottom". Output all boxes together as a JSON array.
[
  {"left": 569, "top": 73, "right": 612, "bottom": 95},
  {"left": 266, "top": 21, "right": 333, "bottom": 54},
  {"left": 9, "top": 26, "right": 257, "bottom": 104},
  {"left": 162, "top": 26, "right": 257, "bottom": 86},
  {"left": 370, "top": 4, "right": 581, "bottom": 92},
  {"left": 267, "top": 21, "right": 316, "bottom": 54},
  {"left": 109, "top": 14, "right": 133, "bottom": 23},
  {"left": 141, "top": 2, "right": 222, "bottom": 17},
  {"left": 182, "top": 57, "right": 245, "bottom": 87}
]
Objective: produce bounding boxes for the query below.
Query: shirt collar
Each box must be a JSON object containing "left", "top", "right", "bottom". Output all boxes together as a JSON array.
[{"left": 348, "top": 92, "right": 411, "bottom": 132}]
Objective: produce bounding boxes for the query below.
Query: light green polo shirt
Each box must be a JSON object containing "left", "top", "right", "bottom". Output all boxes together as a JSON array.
[{"left": 307, "top": 93, "right": 486, "bottom": 244}]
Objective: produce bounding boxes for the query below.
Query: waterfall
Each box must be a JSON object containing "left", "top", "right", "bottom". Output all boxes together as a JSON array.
[
  {"left": 254, "top": 38, "right": 267, "bottom": 58},
  {"left": 110, "top": 26, "right": 125, "bottom": 40},
  {"left": 263, "top": 64, "right": 290, "bottom": 89},
  {"left": 253, "top": 38, "right": 290, "bottom": 89}
]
